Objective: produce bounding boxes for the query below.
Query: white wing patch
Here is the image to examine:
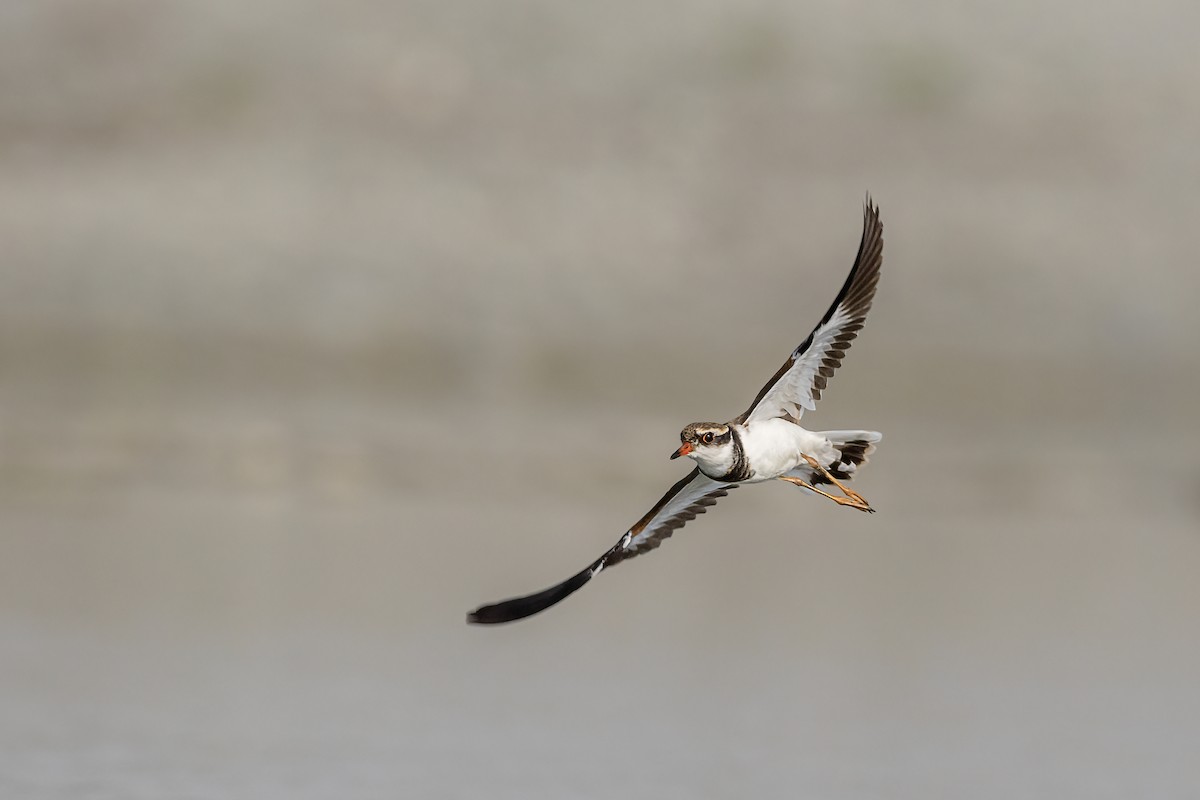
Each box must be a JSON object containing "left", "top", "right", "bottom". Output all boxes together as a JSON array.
[
  {"left": 614, "top": 469, "right": 734, "bottom": 564},
  {"left": 749, "top": 305, "right": 860, "bottom": 421}
]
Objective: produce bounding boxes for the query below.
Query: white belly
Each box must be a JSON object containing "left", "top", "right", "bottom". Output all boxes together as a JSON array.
[{"left": 738, "top": 419, "right": 833, "bottom": 482}]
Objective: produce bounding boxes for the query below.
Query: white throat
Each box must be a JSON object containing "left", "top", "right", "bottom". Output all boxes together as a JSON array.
[{"left": 690, "top": 440, "right": 737, "bottom": 477}]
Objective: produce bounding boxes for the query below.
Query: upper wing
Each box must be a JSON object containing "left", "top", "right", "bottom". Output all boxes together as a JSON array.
[
  {"left": 737, "top": 199, "right": 884, "bottom": 425},
  {"left": 467, "top": 469, "right": 734, "bottom": 624}
]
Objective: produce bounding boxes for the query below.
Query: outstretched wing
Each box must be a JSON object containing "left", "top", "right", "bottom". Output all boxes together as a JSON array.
[
  {"left": 467, "top": 469, "right": 734, "bottom": 624},
  {"left": 736, "top": 199, "right": 883, "bottom": 425}
]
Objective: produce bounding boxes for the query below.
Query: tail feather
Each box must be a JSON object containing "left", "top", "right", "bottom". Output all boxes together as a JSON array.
[{"left": 812, "top": 430, "right": 880, "bottom": 485}]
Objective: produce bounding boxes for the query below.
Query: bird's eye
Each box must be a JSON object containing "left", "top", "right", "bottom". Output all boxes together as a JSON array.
[{"left": 701, "top": 432, "right": 714, "bottom": 444}]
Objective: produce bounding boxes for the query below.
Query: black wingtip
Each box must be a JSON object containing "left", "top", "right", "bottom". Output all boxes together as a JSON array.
[{"left": 466, "top": 564, "right": 597, "bottom": 625}]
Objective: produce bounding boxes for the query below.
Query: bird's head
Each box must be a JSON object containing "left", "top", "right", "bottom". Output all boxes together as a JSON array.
[{"left": 671, "top": 422, "right": 734, "bottom": 471}]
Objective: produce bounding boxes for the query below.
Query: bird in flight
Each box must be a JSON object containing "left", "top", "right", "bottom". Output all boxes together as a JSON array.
[{"left": 468, "top": 199, "right": 884, "bottom": 624}]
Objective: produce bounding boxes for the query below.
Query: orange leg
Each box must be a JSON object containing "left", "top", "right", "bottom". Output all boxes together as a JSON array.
[
  {"left": 800, "top": 454, "right": 872, "bottom": 508},
  {"left": 778, "top": 474, "right": 874, "bottom": 513}
]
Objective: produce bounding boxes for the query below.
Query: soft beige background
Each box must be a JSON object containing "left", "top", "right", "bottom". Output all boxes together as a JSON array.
[{"left": 2, "top": 2, "right": 1198, "bottom": 798}]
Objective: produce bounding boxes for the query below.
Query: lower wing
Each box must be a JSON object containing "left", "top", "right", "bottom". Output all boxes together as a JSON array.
[{"left": 467, "top": 469, "right": 734, "bottom": 624}]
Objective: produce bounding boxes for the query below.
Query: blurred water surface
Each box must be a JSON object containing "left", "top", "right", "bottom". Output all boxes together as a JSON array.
[{"left": 2, "top": 2, "right": 1199, "bottom": 798}]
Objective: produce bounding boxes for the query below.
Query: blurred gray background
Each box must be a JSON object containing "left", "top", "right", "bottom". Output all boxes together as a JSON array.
[{"left": 2, "top": 1, "right": 1198, "bottom": 798}]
